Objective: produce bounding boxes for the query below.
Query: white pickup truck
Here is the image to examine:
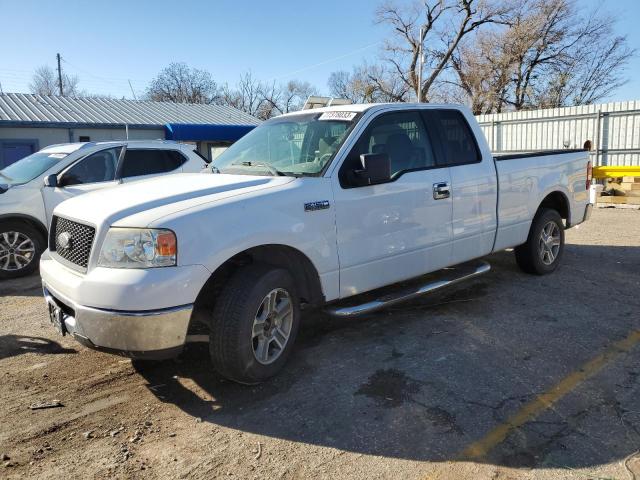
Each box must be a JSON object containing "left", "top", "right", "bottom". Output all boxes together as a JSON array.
[
  {"left": 40, "top": 103, "right": 592, "bottom": 384},
  {"left": 0, "top": 140, "right": 209, "bottom": 278}
]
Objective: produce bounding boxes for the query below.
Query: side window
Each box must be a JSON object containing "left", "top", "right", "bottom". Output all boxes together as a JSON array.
[
  {"left": 340, "top": 111, "right": 436, "bottom": 185},
  {"left": 425, "top": 110, "right": 480, "bottom": 166},
  {"left": 120, "top": 149, "right": 186, "bottom": 179},
  {"left": 61, "top": 147, "right": 120, "bottom": 186}
]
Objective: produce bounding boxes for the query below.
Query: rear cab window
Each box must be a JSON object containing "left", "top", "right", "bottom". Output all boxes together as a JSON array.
[{"left": 421, "top": 109, "right": 481, "bottom": 167}]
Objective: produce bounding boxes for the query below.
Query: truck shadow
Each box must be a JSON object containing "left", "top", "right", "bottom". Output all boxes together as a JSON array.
[
  {"left": 0, "top": 334, "right": 77, "bottom": 360},
  {"left": 134, "top": 245, "right": 640, "bottom": 471}
]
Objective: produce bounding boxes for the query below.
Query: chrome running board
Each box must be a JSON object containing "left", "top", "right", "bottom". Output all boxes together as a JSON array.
[{"left": 325, "top": 260, "right": 490, "bottom": 318}]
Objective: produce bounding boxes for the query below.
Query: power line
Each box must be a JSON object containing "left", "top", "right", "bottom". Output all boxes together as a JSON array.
[{"left": 270, "top": 41, "right": 381, "bottom": 81}]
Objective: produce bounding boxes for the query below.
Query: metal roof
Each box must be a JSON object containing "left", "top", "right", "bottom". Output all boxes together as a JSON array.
[{"left": 0, "top": 93, "right": 261, "bottom": 127}]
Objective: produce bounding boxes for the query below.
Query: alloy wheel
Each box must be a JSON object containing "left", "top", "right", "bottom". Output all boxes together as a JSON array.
[
  {"left": 538, "top": 221, "right": 561, "bottom": 266},
  {"left": 0, "top": 231, "right": 36, "bottom": 272},
  {"left": 251, "top": 288, "right": 294, "bottom": 365}
]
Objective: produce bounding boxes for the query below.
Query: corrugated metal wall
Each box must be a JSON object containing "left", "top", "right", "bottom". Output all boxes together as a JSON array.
[{"left": 476, "top": 100, "right": 640, "bottom": 166}]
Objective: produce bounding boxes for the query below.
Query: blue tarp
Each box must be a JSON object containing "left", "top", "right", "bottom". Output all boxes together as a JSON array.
[{"left": 164, "top": 123, "right": 256, "bottom": 142}]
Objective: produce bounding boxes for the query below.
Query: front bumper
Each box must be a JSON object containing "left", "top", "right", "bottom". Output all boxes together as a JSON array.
[{"left": 42, "top": 282, "right": 193, "bottom": 360}]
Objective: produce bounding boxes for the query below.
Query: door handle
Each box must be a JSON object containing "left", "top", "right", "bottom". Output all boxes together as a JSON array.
[{"left": 433, "top": 182, "right": 450, "bottom": 200}]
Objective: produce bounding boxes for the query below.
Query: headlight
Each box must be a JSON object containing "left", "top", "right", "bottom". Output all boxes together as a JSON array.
[{"left": 98, "top": 228, "right": 177, "bottom": 268}]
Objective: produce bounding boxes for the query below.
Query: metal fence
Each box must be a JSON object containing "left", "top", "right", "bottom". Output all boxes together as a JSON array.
[{"left": 476, "top": 100, "right": 640, "bottom": 167}]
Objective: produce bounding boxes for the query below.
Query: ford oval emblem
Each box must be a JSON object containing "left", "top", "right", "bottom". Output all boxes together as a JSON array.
[{"left": 57, "top": 232, "right": 73, "bottom": 251}]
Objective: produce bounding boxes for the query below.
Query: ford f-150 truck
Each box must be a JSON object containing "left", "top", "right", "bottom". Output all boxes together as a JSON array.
[{"left": 40, "top": 103, "right": 593, "bottom": 384}]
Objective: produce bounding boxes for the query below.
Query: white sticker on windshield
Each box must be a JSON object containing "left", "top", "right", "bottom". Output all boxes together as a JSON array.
[
  {"left": 48, "top": 153, "right": 67, "bottom": 159},
  {"left": 318, "top": 111, "right": 357, "bottom": 121}
]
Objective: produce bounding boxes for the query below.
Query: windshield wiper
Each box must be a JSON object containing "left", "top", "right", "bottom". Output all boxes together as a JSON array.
[
  {"left": 230, "top": 161, "right": 285, "bottom": 176},
  {"left": 0, "top": 171, "right": 13, "bottom": 182}
]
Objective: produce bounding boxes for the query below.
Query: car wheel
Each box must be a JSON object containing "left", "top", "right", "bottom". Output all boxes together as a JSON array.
[
  {"left": 0, "top": 221, "right": 45, "bottom": 279},
  {"left": 514, "top": 208, "right": 565, "bottom": 275},
  {"left": 209, "top": 264, "right": 300, "bottom": 384}
]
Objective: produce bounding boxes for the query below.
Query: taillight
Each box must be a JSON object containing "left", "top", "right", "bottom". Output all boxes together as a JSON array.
[{"left": 586, "top": 161, "right": 593, "bottom": 190}]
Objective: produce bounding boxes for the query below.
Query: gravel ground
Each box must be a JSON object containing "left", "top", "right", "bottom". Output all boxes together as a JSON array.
[{"left": 0, "top": 208, "right": 639, "bottom": 480}]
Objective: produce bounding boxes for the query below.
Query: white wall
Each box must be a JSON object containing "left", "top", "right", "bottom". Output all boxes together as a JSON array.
[
  {"left": 476, "top": 100, "right": 640, "bottom": 167},
  {"left": 0, "top": 126, "right": 165, "bottom": 150}
]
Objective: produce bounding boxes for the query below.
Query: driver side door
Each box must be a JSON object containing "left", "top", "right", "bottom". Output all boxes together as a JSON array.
[
  {"left": 332, "top": 110, "right": 453, "bottom": 297},
  {"left": 41, "top": 146, "right": 122, "bottom": 226}
]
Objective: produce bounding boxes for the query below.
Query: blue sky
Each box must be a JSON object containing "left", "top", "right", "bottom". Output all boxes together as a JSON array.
[{"left": 0, "top": 0, "right": 638, "bottom": 102}]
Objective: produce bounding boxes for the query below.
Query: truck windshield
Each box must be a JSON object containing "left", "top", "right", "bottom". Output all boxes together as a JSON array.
[
  {"left": 213, "top": 111, "right": 359, "bottom": 176},
  {"left": 0, "top": 151, "right": 70, "bottom": 185}
]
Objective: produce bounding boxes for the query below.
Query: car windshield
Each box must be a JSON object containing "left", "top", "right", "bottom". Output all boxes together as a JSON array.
[
  {"left": 213, "top": 111, "right": 360, "bottom": 176},
  {"left": 0, "top": 151, "right": 70, "bottom": 185}
]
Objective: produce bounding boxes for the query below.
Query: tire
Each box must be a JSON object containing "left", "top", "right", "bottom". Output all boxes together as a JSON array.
[
  {"left": 514, "top": 208, "right": 565, "bottom": 275},
  {"left": 209, "top": 264, "right": 300, "bottom": 384},
  {"left": 0, "top": 221, "right": 46, "bottom": 279}
]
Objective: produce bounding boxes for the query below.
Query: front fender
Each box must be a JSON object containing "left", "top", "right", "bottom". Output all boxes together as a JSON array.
[{"left": 150, "top": 178, "right": 341, "bottom": 301}]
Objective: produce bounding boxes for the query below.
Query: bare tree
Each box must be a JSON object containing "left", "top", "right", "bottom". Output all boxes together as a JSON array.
[
  {"left": 219, "top": 73, "right": 319, "bottom": 120},
  {"left": 279, "top": 80, "right": 318, "bottom": 113},
  {"left": 328, "top": 63, "right": 410, "bottom": 103},
  {"left": 503, "top": 0, "right": 633, "bottom": 109},
  {"left": 449, "top": 0, "right": 634, "bottom": 112},
  {"left": 450, "top": 29, "right": 514, "bottom": 113},
  {"left": 218, "top": 71, "right": 268, "bottom": 118},
  {"left": 372, "top": 0, "right": 510, "bottom": 101},
  {"left": 146, "top": 62, "right": 218, "bottom": 104},
  {"left": 29, "top": 65, "right": 81, "bottom": 97},
  {"left": 260, "top": 79, "right": 317, "bottom": 117}
]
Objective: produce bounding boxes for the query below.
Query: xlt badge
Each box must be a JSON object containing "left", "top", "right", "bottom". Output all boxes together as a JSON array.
[{"left": 304, "top": 200, "right": 330, "bottom": 212}]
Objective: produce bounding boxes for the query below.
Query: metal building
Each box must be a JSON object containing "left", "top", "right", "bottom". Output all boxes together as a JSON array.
[
  {"left": 476, "top": 100, "right": 640, "bottom": 167},
  {"left": 0, "top": 93, "right": 260, "bottom": 167}
]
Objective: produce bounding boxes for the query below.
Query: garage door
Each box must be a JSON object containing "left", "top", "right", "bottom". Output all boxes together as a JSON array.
[{"left": 0, "top": 141, "right": 38, "bottom": 168}]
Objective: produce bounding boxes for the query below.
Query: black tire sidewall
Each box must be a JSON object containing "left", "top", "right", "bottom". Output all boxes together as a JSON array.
[
  {"left": 210, "top": 266, "right": 300, "bottom": 384},
  {"left": 0, "top": 221, "right": 45, "bottom": 279},
  {"left": 527, "top": 209, "right": 565, "bottom": 274}
]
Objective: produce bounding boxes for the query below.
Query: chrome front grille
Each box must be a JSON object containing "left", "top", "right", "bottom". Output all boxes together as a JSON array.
[{"left": 51, "top": 216, "right": 96, "bottom": 270}]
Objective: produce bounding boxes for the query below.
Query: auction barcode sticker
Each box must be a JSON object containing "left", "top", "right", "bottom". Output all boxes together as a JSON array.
[{"left": 318, "top": 111, "right": 358, "bottom": 121}]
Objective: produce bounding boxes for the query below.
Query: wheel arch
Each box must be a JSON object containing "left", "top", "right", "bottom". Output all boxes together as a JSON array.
[
  {"left": 192, "top": 244, "right": 325, "bottom": 327},
  {"left": 0, "top": 214, "right": 48, "bottom": 242},
  {"left": 538, "top": 190, "right": 570, "bottom": 224}
]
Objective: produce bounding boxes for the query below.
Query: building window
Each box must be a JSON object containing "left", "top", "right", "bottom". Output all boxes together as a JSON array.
[{"left": 78, "top": 136, "right": 91, "bottom": 142}]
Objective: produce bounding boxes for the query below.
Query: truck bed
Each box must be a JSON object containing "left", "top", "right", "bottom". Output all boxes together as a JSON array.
[{"left": 492, "top": 149, "right": 590, "bottom": 252}]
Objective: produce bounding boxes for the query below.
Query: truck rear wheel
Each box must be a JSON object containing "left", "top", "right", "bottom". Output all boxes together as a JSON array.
[
  {"left": 514, "top": 208, "right": 565, "bottom": 275},
  {"left": 209, "top": 264, "right": 300, "bottom": 384},
  {"left": 0, "top": 221, "right": 45, "bottom": 279}
]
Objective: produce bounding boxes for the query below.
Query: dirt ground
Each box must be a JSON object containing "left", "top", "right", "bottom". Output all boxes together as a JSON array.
[{"left": 1, "top": 208, "right": 639, "bottom": 480}]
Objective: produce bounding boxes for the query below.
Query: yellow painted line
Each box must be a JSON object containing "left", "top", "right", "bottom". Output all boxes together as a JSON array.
[
  {"left": 593, "top": 166, "right": 640, "bottom": 179},
  {"left": 459, "top": 329, "right": 640, "bottom": 460}
]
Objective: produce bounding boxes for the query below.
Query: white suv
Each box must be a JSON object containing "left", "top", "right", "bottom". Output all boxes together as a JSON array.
[{"left": 0, "top": 140, "right": 209, "bottom": 278}]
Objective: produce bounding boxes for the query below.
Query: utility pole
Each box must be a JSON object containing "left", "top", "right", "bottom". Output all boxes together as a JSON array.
[
  {"left": 417, "top": 26, "right": 425, "bottom": 103},
  {"left": 56, "top": 53, "right": 64, "bottom": 96}
]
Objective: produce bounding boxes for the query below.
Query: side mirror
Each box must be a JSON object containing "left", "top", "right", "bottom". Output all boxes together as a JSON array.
[
  {"left": 350, "top": 153, "right": 391, "bottom": 186},
  {"left": 0, "top": 184, "right": 7, "bottom": 194},
  {"left": 44, "top": 174, "right": 59, "bottom": 188}
]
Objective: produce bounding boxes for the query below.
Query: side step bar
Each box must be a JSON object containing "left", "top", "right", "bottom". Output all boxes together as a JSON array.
[{"left": 325, "top": 260, "right": 490, "bottom": 318}]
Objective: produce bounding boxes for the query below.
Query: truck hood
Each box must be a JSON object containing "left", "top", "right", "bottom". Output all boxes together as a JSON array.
[{"left": 53, "top": 173, "right": 294, "bottom": 227}]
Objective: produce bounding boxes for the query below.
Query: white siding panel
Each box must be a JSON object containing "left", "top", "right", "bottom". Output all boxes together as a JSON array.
[{"left": 476, "top": 100, "right": 640, "bottom": 166}]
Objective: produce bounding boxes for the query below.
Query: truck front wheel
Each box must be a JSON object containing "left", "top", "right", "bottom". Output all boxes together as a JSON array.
[
  {"left": 209, "top": 264, "right": 300, "bottom": 384},
  {"left": 514, "top": 208, "right": 565, "bottom": 275}
]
